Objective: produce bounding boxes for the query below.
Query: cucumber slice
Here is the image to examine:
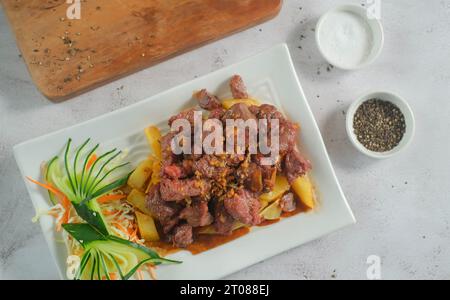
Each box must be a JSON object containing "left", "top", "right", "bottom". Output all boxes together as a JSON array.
[
  {"left": 45, "top": 156, "right": 59, "bottom": 205},
  {"left": 63, "top": 223, "right": 180, "bottom": 280}
]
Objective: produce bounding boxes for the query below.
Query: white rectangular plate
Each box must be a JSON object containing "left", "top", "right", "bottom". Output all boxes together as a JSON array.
[{"left": 14, "top": 44, "right": 355, "bottom": 280}]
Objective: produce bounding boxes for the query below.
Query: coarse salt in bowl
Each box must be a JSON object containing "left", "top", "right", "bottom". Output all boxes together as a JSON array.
[{"left": 316, "top": 4, "right": 384, "bottom": 70}]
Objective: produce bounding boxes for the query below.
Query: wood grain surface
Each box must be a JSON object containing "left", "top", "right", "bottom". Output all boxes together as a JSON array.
[{"left": 0, "top": 0, "right": 282, "bottom": 101}]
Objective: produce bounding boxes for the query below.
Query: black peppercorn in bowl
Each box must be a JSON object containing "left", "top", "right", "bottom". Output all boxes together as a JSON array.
[{"left": 346, "top": 91, "right": 415, "bottom": 159}]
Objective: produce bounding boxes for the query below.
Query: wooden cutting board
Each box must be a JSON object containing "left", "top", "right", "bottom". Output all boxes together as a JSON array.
[{"left": 0, "top": 0, "right": 282, "bottom": 101}]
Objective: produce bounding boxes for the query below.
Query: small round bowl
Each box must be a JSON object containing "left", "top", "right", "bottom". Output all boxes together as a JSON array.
[
  {"left": 346, "top": 91, "right": 415, "bottom": 159},
  {"left": 315, "top": 4, "right": 384, "bottom": 70}
]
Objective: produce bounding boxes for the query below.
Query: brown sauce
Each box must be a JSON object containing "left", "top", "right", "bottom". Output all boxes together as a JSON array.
[
  {"left": 148, "top": 198, "right": 311, "bottom": 256},
  {"left": 187, "top": 227, "right": 250, "bottom": 255},
  {"left": 147, "top": 227, "right": 250, "bottom": 256}
]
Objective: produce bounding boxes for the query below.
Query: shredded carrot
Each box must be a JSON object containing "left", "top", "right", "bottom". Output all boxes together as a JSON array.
[
  {"left": 130, "top": 226, "right": 138, "bottom": 237},
  {"left": 27, "top": 177, "right": 64, "bottom": 198},
  {"left": 102, "top": 209, "right": 119, "bottom": 216},
  {"left": 112, "top": 222, "right": 129, "bottom": 236},
  {"left": 109, "top": 273, "right": 118, "bottom": 280},
  {"left": 97, "top": 194, "right": 126, "bottom": 204},
  {"left": 86, "top": 154, "right": 97, "bottom": 171},
  {"left": 27, "top": 177, "right": 71, "bottom": 232},
  {"left": 127, "top": 225, "right": 140, "bottom": 243}
]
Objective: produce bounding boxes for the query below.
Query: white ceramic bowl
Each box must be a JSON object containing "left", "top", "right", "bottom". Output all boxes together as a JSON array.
[
  {"left": 315, "top": 4, "right": 384, "bottom": 70},
  {"left": 346, "top": 91, "right": 415, "bottom": 159}
]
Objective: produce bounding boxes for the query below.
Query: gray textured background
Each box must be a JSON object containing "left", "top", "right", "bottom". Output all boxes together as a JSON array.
[{"left": 1, "top": 0, "right": 449, "bottom": 280}]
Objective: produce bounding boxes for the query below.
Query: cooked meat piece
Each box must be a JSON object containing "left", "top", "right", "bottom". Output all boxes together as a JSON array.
[
  {"left": 261, "top": 165, "right": 277, "bottom": 191},
  {"left": 279, "top": 119, "right": 299, "bottom": 155},
  {"left": 280, "top": 192, "right": 297, "bottom": 212},
  {"left": 208, "top": 107, "right": 226, "bottom": 120},
  {"left": 245, "top": 163, "right": 264, "bottom": 193},
  {"left": 160, "top": 178, "right": 211, "bottom": 201},
  {"left": 222, "top": 103, "right": 256, "bottom": 121},
  {"left": 251, "top": 104, "right": 299, "bottom": 156},
  {"left": 163, "top": 160, "right": 194, "bottom": 179},
  {"left": 193, "top": 155, "right": 231, "bottom": 180},
  {"left": 180, "top": 200, "right": 213, "bottom": 227},
  {"left": 172, "top": 224, "right": 193, "bottom": 248},
  {"left": 251, "top": 104, "right": 284, "bottom": 120},
  {"left": 162, "top": 216, "right": 180, "bottom": 234},
  {"left": 284, "top": 149, "right": 312, "bottom": 183},
  {"left": 252, "top": 154, "right": 278, "bottom": 191},
  {"left": 222, "top": 103, "right": 257, "bottom": 154},
  {"left": 181, "top": 159, "right": 194, "bottom": 176},
  {"left": 248, "top": 105, "right": 259, "bottom": 115},
  {"left": 195, "top": 89, "right": 222, "bottom": 110},
  {"left": 192, "top": 156, "right": 215, "bottom": 178},
  {"left": 163, "top": 164, "right": 184, "bottom": 179},
  {"left": 168, "top": 108, "right": 198, "bottom": 127},
  {"left": 224, "top": 189, "right": 261, "bottom": 226},
  {"left": 230, "top": 75, "right": 249, "bottom": 99},
  {"left": 214, "top": 200, "right": 235, "bottom": 235},
  {"left": 146, "top": 184, "right": 180, "bottom": 222}
]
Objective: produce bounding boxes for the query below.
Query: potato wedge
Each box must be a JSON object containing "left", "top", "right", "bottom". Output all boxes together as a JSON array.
[
  {"left": 127, "top": 189, "right": 153, "bottom": 216},
  {"left": 291, "top": 174, "right": 315, "bottom": 209},
  {"left": 135, "top": 210, "right": 160, "bottom": 242},
  {"left": 260, "top": 200, "right": 282, "bottom": 220},
  {"left": 149, "top": 159, "right": 161, "bottom": 186},
  {"left": 222, "top": 98, "right": 261, "bottom": 110},
  {"left": 127, "top": 158, "right": 154, "bottom": 191},
  {"left": 260, "top": 175, "right": 290, "bottom": 203},
  {"left": 144, "top": 126, "right": 162, "bottom": 159}
]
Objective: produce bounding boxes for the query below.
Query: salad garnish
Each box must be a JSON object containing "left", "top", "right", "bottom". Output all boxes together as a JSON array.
[{"left": 28, "top": 138, "right": 181, "bottom": 280}]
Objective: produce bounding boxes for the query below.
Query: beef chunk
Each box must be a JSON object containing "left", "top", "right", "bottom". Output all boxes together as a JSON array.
[
  {"left": 163, "top": 164, "right": 184, "bottom": 179},
  {"left": 251, "top": 104, "right": 284, "bottom": 120},
  {"left": 180, "top": 200, "right": 213, "bottom": 227},
  {"left": 168, "top": 108, "right": 198, "bottom": 127},
  {"left": 181, "top": 159, "right": 194, "bottom": 176},
  {"left": 280, "top": 192, "right": 297, "bottom": 212},
  {"left": 284, "top": 149, "right": 312, "bottom": 183},
  {"left": 224, "top": 189, "right": 261, "bottom": 226},
  {"left": 163, "top": 160, "right": 194, "bottom": 179},
  {"left": 222, "top": 103, "right": 256, "bottom": 121},
  {"left": 195, "top": 89, "right": 222, "bottom": 110},
  {"left": 162, "top": 216, "right": 180, "bottom": 234},
  {"left": 172, "top": 224, "right": 193, "bottom": 248},
  {"left": 253, "top": 154, "right": 278, "bottom": 191},
  {"left": 193, "top": 155, "right": 231, "bottom": 180},
  {"left": 261, "top": 165, "right": 277, "bottom": 191},
  {"left": 245, "top": 163, "right": 263, "bottom": 193},
  {"left": 160, "top": 178, "right": 211, "bottom": 201},
  {"left": 279, "top": 119, "right": 299, "bottom": 156},
  {"left": 222, "top": 103, "right": 256, "bottom": 153},
  {"left": 214, "top": 200, "right": 235, "bottom": 235},
  {"left": 251, "top": 104, "right": 299, "bottom": 156},
  {"left": 230, "top": 75, "right": 249, "bottom": 99},
  {"left": 208, "top": 108, "right": 226, "bottom": 120},
  {"left": 146, "top": 184, "right": 180, "bottom": 222}
]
